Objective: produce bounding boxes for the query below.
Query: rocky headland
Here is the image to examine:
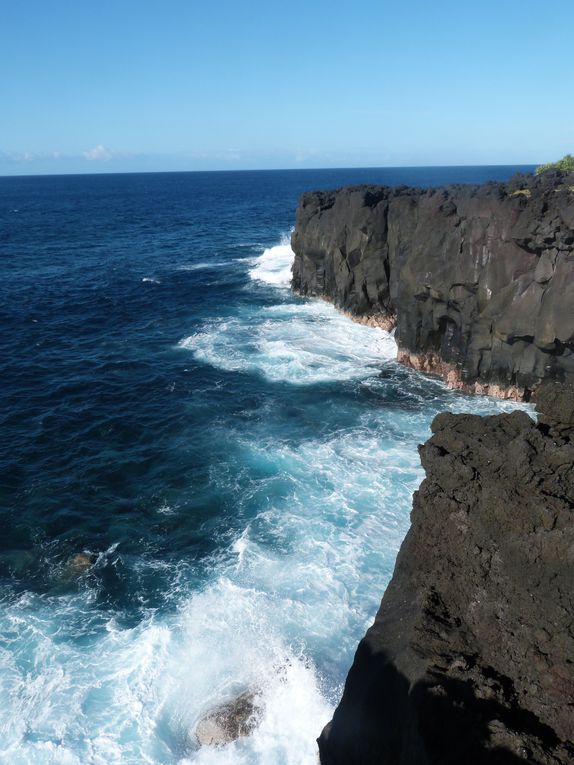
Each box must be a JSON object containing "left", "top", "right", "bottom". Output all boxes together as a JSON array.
[
  {"left": 291, "top": 173, "right": 574, "bottom": 763},
  {"left": 292, "top": 171, "right": 574, "bottom": 399},
  {"left": 317, "top": 385, "right": 574, "bottom": 764}
]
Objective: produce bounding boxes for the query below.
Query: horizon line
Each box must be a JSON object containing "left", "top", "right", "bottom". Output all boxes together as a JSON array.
[{"left": 0, "top": 162, "right": 538, "bottom": 180}]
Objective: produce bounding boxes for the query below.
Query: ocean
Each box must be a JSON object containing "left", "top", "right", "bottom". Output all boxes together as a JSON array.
[{"left": 0, "top": 166, "right": 533, "bottom": 764}]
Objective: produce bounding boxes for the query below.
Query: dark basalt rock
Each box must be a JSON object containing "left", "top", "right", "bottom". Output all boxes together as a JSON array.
[
  {"left": 292, "top": 171, "right": 574, "bottom": 398},
  {"left": 318, "top": 386, "right": 574, "bottom": 764}
]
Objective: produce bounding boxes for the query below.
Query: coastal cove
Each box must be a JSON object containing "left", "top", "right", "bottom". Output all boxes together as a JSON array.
[{"left": 0, "top": 167, "right": 537, "bottom": 764}]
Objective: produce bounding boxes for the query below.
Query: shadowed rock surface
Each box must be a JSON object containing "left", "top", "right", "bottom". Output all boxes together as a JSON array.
[
  {"left": 318, "top": 384, "right": 574, "bottom": 764},
  {"left": 292, "top": 171, "right": 574, "bottom": 398}
]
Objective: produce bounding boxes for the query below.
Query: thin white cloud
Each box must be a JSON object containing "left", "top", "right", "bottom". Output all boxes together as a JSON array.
[
  {"left": 83, "top": 144, "right": 113, "bottom": 161},
  {"left": 1, "top": 151, "right": 38, "bottom": 163}
]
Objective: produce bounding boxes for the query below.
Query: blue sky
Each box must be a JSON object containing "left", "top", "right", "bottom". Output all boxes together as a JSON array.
[{"left": 1, "top": 0, "right": 573, "bottom": 175}]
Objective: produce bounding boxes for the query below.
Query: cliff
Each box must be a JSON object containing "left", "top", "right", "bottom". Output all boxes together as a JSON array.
[
  {"left": 317, "top": 384, "right": 574, "bottom": 764},
  {"left": 291, "top": 171, "right": 574, "bottom": 399}
]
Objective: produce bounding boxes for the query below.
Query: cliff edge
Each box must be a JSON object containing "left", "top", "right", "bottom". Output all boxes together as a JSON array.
[
  {"left": 318, "top": 384, "right": 574, "bottom": 764},
  {"left": 292, "top": 171, "right": 574, "bottom": 399}
]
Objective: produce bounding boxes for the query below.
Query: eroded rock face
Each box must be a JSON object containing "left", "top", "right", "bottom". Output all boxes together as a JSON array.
[
  {"left": 292, "top": 172, "right": 574, "bottom": 398},
  {"left": 318, "top": 384, "right": 574, "bottom": 764}
]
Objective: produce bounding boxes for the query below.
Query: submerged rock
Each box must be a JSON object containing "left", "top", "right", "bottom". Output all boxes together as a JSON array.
[
  {"left": 195, "top": 690, "right": 261, "bottom": 747},
  {"left": 291, "top": 171, "right": 574, "bottom": 398},
  {"left": 64, "top": 552, "right": 97, "bottom": 577},
  {"left": 318, "top": 385, "right": 574, "bottom": 764}
]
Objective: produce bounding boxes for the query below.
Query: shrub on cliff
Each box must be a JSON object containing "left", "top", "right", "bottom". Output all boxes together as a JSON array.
[{"left": 536, "top": 154, "right": 574, "bottom": 174}]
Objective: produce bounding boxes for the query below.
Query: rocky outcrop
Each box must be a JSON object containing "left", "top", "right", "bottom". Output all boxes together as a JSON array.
[
  {"left": 318, "top": 384, "right": 574, "bottom": 765},
  {"left": 291, "top": 171, "right": 574, "bottom": 398},
  {"left": 195, "top": 690, "right": 261, "bottom": 747}
]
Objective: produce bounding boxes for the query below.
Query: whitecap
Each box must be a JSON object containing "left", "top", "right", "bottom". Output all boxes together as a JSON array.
[
  {"left": 159, "top": 577, "right": 333, "bottom": 764},
  {"left": 248, "top": 234, "right": 294, "bottom": 287},
  {"left": 179, "top": 301, "right": 397, "bottom": 385},
  {"left": 178, "top": 262, "right": 231, "bottom": 272}
]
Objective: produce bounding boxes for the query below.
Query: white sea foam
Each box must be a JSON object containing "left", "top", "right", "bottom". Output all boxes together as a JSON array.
[
  {"left": 161, "top": 579, "right": 334, "bottom": 765},
  {"left": 164, "top": 421, "right": 424, "bottom": 764},
  {"left": 179, "top": 232, "right": 396, "bottom": 384},
  {"left": 0, "top": 412, "right": 425, "bottom": 764},
  {"left": 248, "top": 235, "right": 295, "bottom": 287},
  {"left": 178, "top": 262, "right": 232, "bottom": 272},
  {"left": 179, "top": 301, "right": 397, "bottom": 384},
  {"left": 0, "top": 407, "right": 526, "bottom": 765},
  {"left": 142, "top": 277, "right": 161, "bottom": 284}
]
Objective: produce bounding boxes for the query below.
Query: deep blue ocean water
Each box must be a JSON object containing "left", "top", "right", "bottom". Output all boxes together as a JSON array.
[{"left": 0, "top": 166, "right": 533, "bottom": 764}]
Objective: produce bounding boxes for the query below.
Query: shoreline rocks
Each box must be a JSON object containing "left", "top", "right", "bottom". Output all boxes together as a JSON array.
[
  {"left": 317, "top": 384, "right": 574, "bottom": 764},
  {"left": 291, "top": 171, "right": 574, "bottom": 399}
]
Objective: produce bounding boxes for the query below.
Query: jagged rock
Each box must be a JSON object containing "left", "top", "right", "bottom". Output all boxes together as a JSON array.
[
  {"left": 291, "top": 171, "right": 574, "bottom": 398},
  {"left": 195, "top": 690, "right": 261, "bottom": 747},
  {"left": 317, "top": 385, "right": 574, "bottom": 764}
]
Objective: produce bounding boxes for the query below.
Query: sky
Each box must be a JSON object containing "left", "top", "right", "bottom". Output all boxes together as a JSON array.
[{"left": 1, "top": 0, "right": 573, "bottom": 175}]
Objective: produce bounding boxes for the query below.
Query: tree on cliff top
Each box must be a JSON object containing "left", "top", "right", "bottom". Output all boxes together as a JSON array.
[{"left": 536, "top": 154, "right": 574, "bottom": 174}]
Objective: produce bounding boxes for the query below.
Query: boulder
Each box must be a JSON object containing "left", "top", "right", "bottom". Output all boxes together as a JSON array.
[
  {"left": 63, "top": 551, "right": 97, "bottom": 578},
  {"left": 195, "top": 690, "right": 261, "bottom": 747}
]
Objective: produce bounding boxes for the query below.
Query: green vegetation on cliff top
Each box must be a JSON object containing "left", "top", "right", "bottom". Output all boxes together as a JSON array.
[{"left": 536, "top": 154, "right": 574, "bottom": 174}]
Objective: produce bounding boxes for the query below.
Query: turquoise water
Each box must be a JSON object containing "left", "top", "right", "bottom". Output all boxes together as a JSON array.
[{"left": 0, "top": 168, "right": 532, "bottom": 764}]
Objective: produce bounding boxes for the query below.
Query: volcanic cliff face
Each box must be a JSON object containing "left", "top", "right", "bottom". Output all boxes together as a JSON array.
[
  {"left": 291, "top": 172, "right": 574, "bottom": 398},
  {"left": 317, "top": 385, "right": 574, "bottom": 765}
]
